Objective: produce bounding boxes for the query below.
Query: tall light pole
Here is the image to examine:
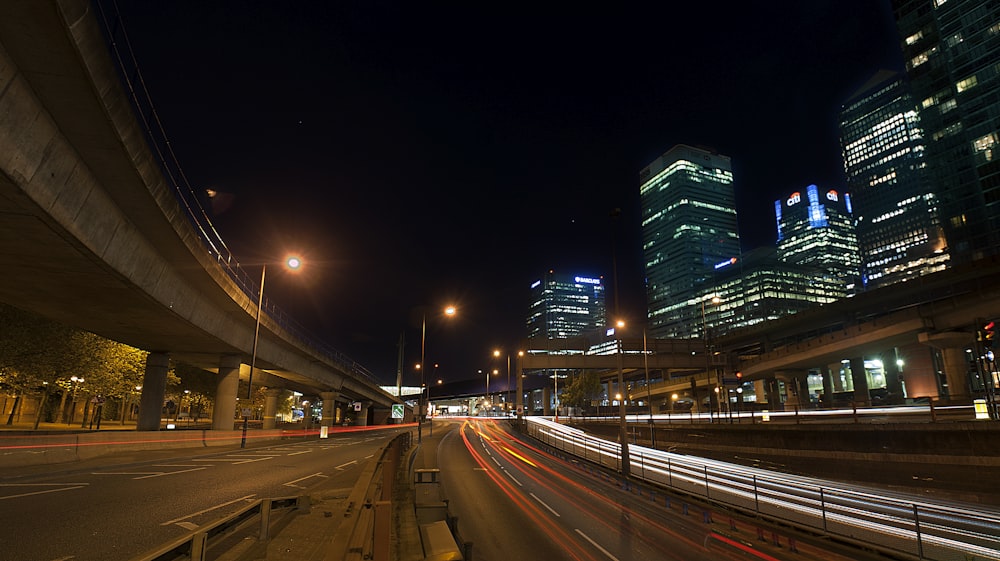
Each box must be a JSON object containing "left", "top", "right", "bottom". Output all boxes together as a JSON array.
[
  {"left": 643, "top": 328, "right": 655, "bottom": 447},
  {"left": 701, "top": 295, "right": 720, "bottom": 421},
  {"left": 614, "top": 319, "right": 629, "bottom": 479},
  {"left": 241, "top": 256, "right": 301, "bottom": 449},
  {"left": 419, "top": 305, "right": 456, "bottom": 442}
]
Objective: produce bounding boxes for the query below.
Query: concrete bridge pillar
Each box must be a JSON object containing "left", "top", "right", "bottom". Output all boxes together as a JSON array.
[
  {"left": 211, "top": 355, "right": 241, "bottom": 431},
  {"left": 849, "top": 357, "right": 871, "bottom": 406},
  {"left": 918, "top": 331, "right": 974, "bottom": 403},
  {"left": 821, "top": 365, "right": 835, "bottom": 406},
  {"left": 356, "top": 401, "right": 370, "bottom": 426},
  {"left": 882, "top": 348, "right": 903, "bottom": 402},
  {"left": 542, "top": 386, "right": 552, "bottom": 415},
  {"left": 763, "top": 375, "right": 783, "bottom": 410},
  {"left": 775, "top": 370, "right": 809, "bottom": 407},
  {"left": 137, "top": 352, "right": 170, "bottom": 431},
  {"left": 262, "top": 388, "right": 283, "bottom": 429},
  {"left": 320, "top": 391, "right": 338, "bottom": 426}
]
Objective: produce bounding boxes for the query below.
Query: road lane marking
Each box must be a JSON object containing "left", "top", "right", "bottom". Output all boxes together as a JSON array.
[
  {"left": 530, "top": 493, "right": 560, "bottom": 517},
  {"left": 176, "top": 521, "right": 199, "bottom": 530},
  {"left": 287, "top": 450, "right": 312, "bottom": 456},
  {"left": 284, "top": 473, "right": 328, "bottom": 488},
  {"left": 575, "top": 529, "right": 620, "bottom": 561},
  {"left": 161, "top": 494, "right": 256, "bottom": 525},
  {"left": 0, "top": 484, "right": 88, "bottom": 500},
  {"left": 134, "top": 467, "right": 208, "bottom": 479},
  {"left": 335, "top": 460, "right": 357, "bottom": 470}
]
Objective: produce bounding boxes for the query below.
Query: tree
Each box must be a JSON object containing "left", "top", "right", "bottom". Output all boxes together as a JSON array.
[{"left": 559, "top": 371, "right": 603, "bottom": 408}]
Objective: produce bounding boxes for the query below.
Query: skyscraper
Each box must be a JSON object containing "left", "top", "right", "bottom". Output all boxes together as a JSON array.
[
  {"left": 526, "top": 271, "right": 606, "bottom": 340},
  {"left": 839, "top": 70, "right": 949, "bottom": 288},
  {"left": 775, "top": 184, "right": 861, "bottom": 294},
  {"left": 640, "top": 144, "right": 739, "bottom": 338},
  {"left": 892, "top": 0, "right": 1000, "bottom": 263}
]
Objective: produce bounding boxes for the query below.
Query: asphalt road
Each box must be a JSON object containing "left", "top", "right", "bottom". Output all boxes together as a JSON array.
[
  {"left": 432, "top": 418, "right": 883, "bottom": 561},
  {"left": 0, "top": 429, "right": 408, "bottom": 561}
]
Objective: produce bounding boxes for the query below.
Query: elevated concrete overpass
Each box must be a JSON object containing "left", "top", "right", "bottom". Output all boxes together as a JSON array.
[{"left": 0, "top": 1, "right": 395, "bottom": 429}]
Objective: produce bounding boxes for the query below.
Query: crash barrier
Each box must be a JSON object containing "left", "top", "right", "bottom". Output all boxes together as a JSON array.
[
  {"left": 525, "top": 417, "right": 1000, "bottom": 561},
  {"left": 328, "top": 431, "right": 412, "bottom": 561},
  {"left": 128, "top": 495, "right": 309, "bottom": 561}
]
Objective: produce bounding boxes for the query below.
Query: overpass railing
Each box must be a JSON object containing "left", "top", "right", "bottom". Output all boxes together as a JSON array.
[
  {"left": 525, "top": 417, "right": 1000, "bottom": 561},
  {"left": 90, "top": 2, "right": 380, "bottom": 386}
]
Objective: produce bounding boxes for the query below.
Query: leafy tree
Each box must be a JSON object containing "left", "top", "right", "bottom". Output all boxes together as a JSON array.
[{"left": 558, "top": 371, "right": 603, "bottom": 408}]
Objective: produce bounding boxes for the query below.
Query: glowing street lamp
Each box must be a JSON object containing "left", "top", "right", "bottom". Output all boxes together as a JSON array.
[
  {"left": 418, "top": 305, "right": 456, "bottom": 442},
  {"left": 241, "top": 255, "right": 302, "bottom": 449}
]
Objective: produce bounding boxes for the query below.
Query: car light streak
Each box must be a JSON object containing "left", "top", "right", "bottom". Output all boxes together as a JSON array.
[
  {"left": 472, "top": 422, "right": 731, "bottom": 560},
  {"left": 705, "top": 532, "right": 781, "bottom": 560},
  {"left": 458, "top": 421, "right": 604, "bottom": 561},
  {"left": 526, "top": 417, "right": 1000, "bottom": 561}
]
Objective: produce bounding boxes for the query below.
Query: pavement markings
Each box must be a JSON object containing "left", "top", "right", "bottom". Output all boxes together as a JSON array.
[
  {"left": 530, "top": 493, "right": 560, "bottom": 517},
  {"left": 575, "top": 529, "right": 620, "bottom": 561},
  {"left": 284, "top": 472, "right": 328, "bottom": 488},
  {"left": 334, "top": 460, "right": 357, "bottom": 470},
  {"left": 161, "top": 494, "right": 256, "bottom": 526},
  {"left": 0, "top": 483, "right": 88, "bottom": 500}
]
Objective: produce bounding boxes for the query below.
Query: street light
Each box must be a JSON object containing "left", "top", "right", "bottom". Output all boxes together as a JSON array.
[
  {"left": 613, "top": 319, "right": 629, "bottom": 480},
  {"left": 643, "top": 328, "right": 655, "bottom": 447},
  {"left": 419, "top": 305, "right": 456, "bottom": 442},
  {"left": 701, "top": 295, "right": 721, "bottom": 420},
  {"left": 67, "top": 376, "right": 84, "bottom": 426},
  {"left": 241, "top": 255, "right": 302, "bottom": 449}
]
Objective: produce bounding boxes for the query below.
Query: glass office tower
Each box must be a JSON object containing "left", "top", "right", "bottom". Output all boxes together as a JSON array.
[
  {"left": 775, "top": 184, "right": 861, "bottom": 295},
  {"left": 892, "top": 0, "right": 1000, "bottom": 263},
  {"left": 526, "top": 271, "right": 606, "bottom": 340},
  {"left": 839, "top": 70, "right": 949, "bottom": 288},
  {"left": 640, "top": 144, "right": 739, "bottom": 338}
]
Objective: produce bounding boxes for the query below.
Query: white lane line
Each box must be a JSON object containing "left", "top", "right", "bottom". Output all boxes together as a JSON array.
[
  {"left": 284, "top": 473, "right": 328, "bottom": 488},
  {"left": 286, "top": 450, "right": 312, "bottom": 456},
  {"left": 575, "top": 529, "right": 620, "bottom": 561},
  {"left": 161, "top": 494, "right": 256, "bottom": 526},
  {"left": 176, "top": 521, "right": 199, "bottom": 530},
  {"left": 334, "top": 460, "right": 357, "bottom": 470},
  {"left": 233, "top": 457, "right": 275, "bottom": 465},
  {"left": 530, "top": 493, "right": 560, "bottom": 517},
  {"left": 134, "top": 467, "right": 208, "bottom": 479},
  {"left": 154, "top": 464, "right": 201, "bottom": 467},
  {"left": 0, "top": 485, "right": 87, "bottom": 500},
  {"left": 503, "top": 470, "right": 523, "bottom": 487}
]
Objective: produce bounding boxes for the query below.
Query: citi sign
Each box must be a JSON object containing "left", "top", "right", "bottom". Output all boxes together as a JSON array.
[{"left": 786, "top": 187, "right": 840, "bottom": 206}]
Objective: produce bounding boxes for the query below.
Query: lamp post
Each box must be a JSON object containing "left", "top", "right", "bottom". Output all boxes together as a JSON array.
[
  {"left": 701, "top": 295, "right": 720, "bottom": 420},
  {"left": 241, "top": 256, "right": 302, "bottom": 449},
  {"left": 67, "top": 376, "right": 84, "bottom": 426},
  {"left": 643, "top": 328, "right": 655, "bottom": 447},
  {"left": 614, "top": 319, "right": 629, "bottom": 479},
  {"left": 419, "top": 305, "right": 456, "bottom": 442},
  {"left": 494, "top": 350, "right": 516, "bottom": 416}
]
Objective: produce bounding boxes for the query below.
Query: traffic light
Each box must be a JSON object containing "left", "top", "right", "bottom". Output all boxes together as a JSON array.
[{"left": 979, "top": 320, "right": 996, "bottom": 351}]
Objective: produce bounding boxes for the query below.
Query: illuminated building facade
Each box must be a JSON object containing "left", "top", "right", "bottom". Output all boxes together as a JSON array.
[
  {"left": 640, "top": 144, "right": 739, "bottom": 338},
  {"left": 526, "top": 271, "right": 606, "bottom": 339},
  {"left": 839, "top": 70, "right": 948, "bottom": 289},
  {"left": 775, "top": 184, "right": 860, "bottom": 295},
  {"left": 892, "top": 0, "right": 1000, "bottom": 263}
]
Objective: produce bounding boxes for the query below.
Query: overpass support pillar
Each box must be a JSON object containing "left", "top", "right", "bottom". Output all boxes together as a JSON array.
[
  {"left": 821, "top": 365, "right": 835, "bottom": 407},
  {"left": 918, "top": 331, "right": 974, "bottom": 403},
  {"left": 320, "top": 392, "right": 338, "bottom": 426},
  {"left": 849, "top": 357, "right": 871, "bottom": 406},
  {"left": 356, "top": 401, "right": 370, "bottom": 426},
  {"left": 542, "top": 386, "right": 552, "bottom": 416},
  {"left": 212, "top": 355, "right": 241, "bottom": 431},
  {"left": 262, "top": 388, "right": 282, "bottom": 429},
  {"left": 882, "top": 348, "right": 904, "bottom": 402},
  {"left": 763, "top": 375, "right": 783, "bottom": 410},
  {"left": 137, "top": 352, "right": 170, "bottom": 431},
  {"left": 775, "top": 370, "right": 809, "bottom": 407}
]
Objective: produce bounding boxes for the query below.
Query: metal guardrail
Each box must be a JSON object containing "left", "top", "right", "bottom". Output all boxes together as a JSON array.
[
  {"left": 128, "top": 496, "right": 309, "bottom": 561},
  {"left": 526, "top": 417, "right": 1000, "bottom": 561}
]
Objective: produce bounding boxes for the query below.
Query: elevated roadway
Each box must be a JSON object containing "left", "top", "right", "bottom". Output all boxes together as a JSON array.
[{"left": 0, "top": 1, "right": 395, "bottom": 427}]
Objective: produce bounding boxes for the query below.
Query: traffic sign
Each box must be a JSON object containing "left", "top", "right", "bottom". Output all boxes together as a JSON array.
[{"left": 391, "top": 404, "right": 404, "bottom": 419}]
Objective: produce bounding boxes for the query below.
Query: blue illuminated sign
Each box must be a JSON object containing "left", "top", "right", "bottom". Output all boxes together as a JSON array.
[{"left": 574, "top": 276, "right": 601, "bottom": 285}]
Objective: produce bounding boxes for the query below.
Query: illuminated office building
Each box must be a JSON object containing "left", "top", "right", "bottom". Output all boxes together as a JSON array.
[
  {"left": 892, "top": 0, "right": 1000, "bottom": 263},
  {"left": 839, "top": 70, "right": 948, "bottom": 289},
  {"left": 640, "top": 144, "right": 739, "bottom": 338},
  {"left": 775, "top": 184, "right": 861, "bottom": 295},
  {"left": 526, "top": 271, "right": 606, "bottom": 340}
]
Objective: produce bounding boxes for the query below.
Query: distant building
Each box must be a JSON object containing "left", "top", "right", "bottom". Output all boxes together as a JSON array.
[
  {"left": 640, "top": 144, "right": 740, "bottom": 338},
  {"left": 775, "top": 184, "right": 861, "bottom": 295},
  {"left": 839, "top": 69, "right": 948, "bottom": 289},
  {"left": 892, "top": 0, "right": 1000, "bottom": 263},
  {"left": 526, "top": 271, "right": 606, "bottom": 340}
]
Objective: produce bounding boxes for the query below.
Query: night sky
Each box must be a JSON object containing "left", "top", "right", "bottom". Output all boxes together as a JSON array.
[{"left": 111, "top": 1, "right": 904, "bottom": 386}]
